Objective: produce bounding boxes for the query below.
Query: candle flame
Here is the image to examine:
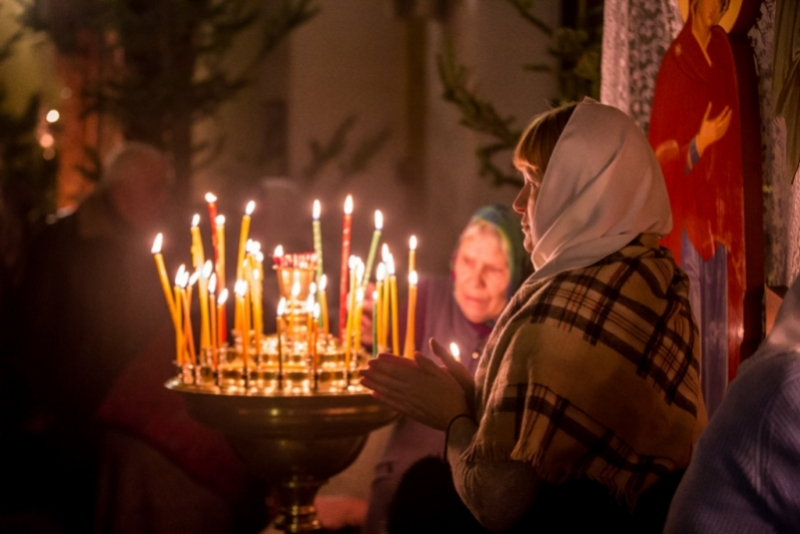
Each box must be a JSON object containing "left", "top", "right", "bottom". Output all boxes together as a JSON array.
[
  {"left": 387, "top": 254, "right": 395, "bottom": 275},
  {"left": 235, "top": 280, "right": 248, "bottom": 297},
  {"left": 274, "top": 245, "right": 284, "bottom": 257},
  {"left": 344, "top": 195, "right": 353, "bottom": 215},
  {"left": 252, "top": 241, "right": 262, "bottom": 254},
  {"left": 356, "top": 287, "right": 364, "bottom": 302},
  {"left": 409, "top": 270, "right": 418, "bottom": 285},
  {"left": 320, "top": 274, "right": 327, "bottom": 291},
  {"left": 189, "top": 270, "right": 200, "bottom": 286},
  {"left": 376, "top": 263, "right": 386, "bottom": 281},
  {"left": 205, "top": 192, "right": 217, "bottom": 203},
  {"left": 245, "top": 200, "right": 255, "bottom": 216},
  {"left": 175, "top": 264, "right": 186, "bottom": 285},
  {"left": 278, "top": 297, "right": 287, "bottom": 315},
  {"left": 449, "top": 342, "right": 461, "bottom": 362},
  {"left": 255, "top": 251, "right": 264, "bottom": 263},
  {"left": 310, "top": 282, "right": 317, "bottom": 295},
  {"left": 215, "top": 215, "right": 226, "bottom": 226},
  {"left": 409, "top": 235, "right": 417, "bottom": 250},
  {"left": 218, "top": 288, "right": 228, "bottom": 305},
  {"left": 375, "top": 210, "right": 383, "bottom": 230},
  {"left": 209, "top": 273, "right": 217, "bottom": 294},
  {"left": 291, "top": 281, "right": 301, "bottom": 297},
  {"left": 313, "top": 199, "right": 321, "bottom": 220},
  {"left": 349, "top": 255, "right": 358, "bottom": 269},
  {"left": 356, "top": 259, "right": 365, "bottom": 283},
  {"left": 151, "top": 233, "right": 163, "bottom": 254},
  {"left": 246, "top": 239, "right": 253, "bottom": 253},
  {"left": 253, "top": 269, "right": 260, "bottom": 281},
  {"left": 313, "top": 302, "right": 320, "bottom": 318},
  {"left": 202, "top": 260, "right": 213, "bottom": 278},
  {"left": 192, "top": 214, "right": 200, "bottom": 227},
  {"left": 373, "top": 290, "right": 378, "bottom": 301},
  {"left": 381, "top": 243, "right": 390, "bottom": 263},
  {"left": 306, "top": 293, "right": 314, "bottom": 307}
]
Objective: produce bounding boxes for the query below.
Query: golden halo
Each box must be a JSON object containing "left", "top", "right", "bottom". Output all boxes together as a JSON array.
[{"left": 678, "top": 0, "right": 743, "bottom": 33}]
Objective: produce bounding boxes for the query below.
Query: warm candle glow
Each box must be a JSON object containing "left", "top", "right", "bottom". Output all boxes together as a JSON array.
[
  {"left": 192, "top": 214, "right": 200, "bottom": 227},
  {"left": 189, "top": 270, "right": 200, "bottom": 287},
  {"left": 278, "top": 297, "right": 287, "bottom": 315},
  {"left": 320, "top": 274, "right": 327, "bottom": 291},
  {"left": 376, "top": 263, "right": 386, "bottom": 281},
  {"left": 409, "top": 270, "right": 418, "bottom": 285},
  {"left": 274, "top": 245, "right": 284, "bottom": 257},
  {"left": 152, "top": 233, "right": 163, "bottom": 254},
  {"left": 409, "top": 235, "right": 417, "bottom": 251},
  {"left": 291, "top": 281, "right": 301, "bottom": 298},
  {"left": 313, "top": 200, "right": 321, "bottom": 220},
  {"left": 176, "top": 265, "right": 187, "bottom": 287},
  {"left": 381, "top": 243, "right": 390, "bottom": 264},
  {"left": 386, "top": 254, "right": 395, "bottom": 275},
  {"left": 205, "top": 192, "right": 217, "bottom": 203},
  {"left": 245, "top": 200, "right": 255, "bottom": 216},
  {"left": 344, "top": 195, "right": 353, "bottom": 215},
  {"left": 209, "top": 273, "right": 217, "bottom": 294},
  {"left": 216, "top": 215, "right": 225, "bottom": 226},
  {"left": 218, "top": 288, "right": 229, "bottom": 305},
  {"left": 235, "top": 279, "right": 248, "bottom": 297},
  {"left": 202, "top": 260, "right": 213, "bottom": 279},
  {"left": 450, "top": 342, "right": 461, "bottom": 362},
  {"left": 374, "top": 210, "right": 383, "bottom": 230}
]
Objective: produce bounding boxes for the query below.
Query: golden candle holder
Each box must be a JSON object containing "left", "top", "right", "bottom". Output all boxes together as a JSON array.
[{"left": 167, "top": 252, "right": 394, "bottom": 532}]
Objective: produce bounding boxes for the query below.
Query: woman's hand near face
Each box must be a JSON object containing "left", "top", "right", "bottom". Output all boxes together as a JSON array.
[{"left": 360, "top": 342, "right": 472, "bottom": 430}]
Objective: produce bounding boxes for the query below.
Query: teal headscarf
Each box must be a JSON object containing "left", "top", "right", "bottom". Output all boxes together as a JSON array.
[{"left": 462, "top": 204, "right": 529, "bottom": 299}]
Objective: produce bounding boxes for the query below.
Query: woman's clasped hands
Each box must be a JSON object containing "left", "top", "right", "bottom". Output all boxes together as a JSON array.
[{"left": 360, "top": 338, "right": 475, "bottom": 430}]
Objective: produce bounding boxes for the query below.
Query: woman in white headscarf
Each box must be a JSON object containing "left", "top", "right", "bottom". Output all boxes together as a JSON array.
[{"left": 361, "top": 99, "right": 707, "bottom": 533}]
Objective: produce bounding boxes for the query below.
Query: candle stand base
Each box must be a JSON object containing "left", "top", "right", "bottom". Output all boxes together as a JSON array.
[{"left": 167, "top": 380, "right": 395, "bottom": 533}]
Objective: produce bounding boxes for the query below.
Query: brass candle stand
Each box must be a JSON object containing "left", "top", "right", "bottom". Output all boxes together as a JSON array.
[{"left": 166, "top": 254, "right": 395, "bottom": 533}]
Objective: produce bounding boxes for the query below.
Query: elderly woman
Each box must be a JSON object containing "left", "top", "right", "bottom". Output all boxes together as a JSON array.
[
  {"left": 361, "top": 100, "right": 707, "bottom": 532},
  {"left": 361, "top": 204, "right": 527, "bottom": 534}
]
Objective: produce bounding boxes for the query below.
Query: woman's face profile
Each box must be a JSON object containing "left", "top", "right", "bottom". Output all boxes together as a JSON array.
[
  {"left": 453, "top": 231, "right": 510, "bottom": 324},
  {"left": 512, "top": 167, "right": 542, "bottom": 254}
]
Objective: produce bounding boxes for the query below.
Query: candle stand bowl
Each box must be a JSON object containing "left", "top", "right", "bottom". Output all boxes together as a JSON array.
[{"left": 167, "top": 379, "right": 395, "bottom": 533}]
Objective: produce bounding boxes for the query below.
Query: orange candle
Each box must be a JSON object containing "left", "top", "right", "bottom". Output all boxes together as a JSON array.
[
  {"left": 217, "top": 288, "right": 229, "bottom": 351},
  {"left": 376, "top": 263, "right": 386, "bottom": 352},
  {"left": 209, "top": 274, "right": 218, "bottom": 357},
  {"left": 319, "top": 274, "right": 329, "bottom": 336},
  {"left": 173, "top": 280, "right": 184, "bottom": 365},
  {"left": 388, "top": 255, "right": 399, "bottom": 355},
  {"left": 339, "top": 195, "right": 354, "bottom": 340},
  {"left": 152, "top": 234, "right": 177, "bottom": 322},
  {"left": 199, "top": 260, "right": 212, "bottom": 349},
  {"left": 403, "top": 271, "right": 418, "bottom": 359},
  {"left": 215, "top": 215, "right": 227, "bottom": 343}
]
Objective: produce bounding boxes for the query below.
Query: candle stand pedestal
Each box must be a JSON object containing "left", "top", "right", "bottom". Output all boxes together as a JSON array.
[{"left": 167, "top": 380, "right": 395, "bottom": 533}]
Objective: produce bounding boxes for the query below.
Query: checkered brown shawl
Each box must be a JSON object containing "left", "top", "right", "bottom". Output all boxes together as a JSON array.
[{"left": 466, "top": 234, "right": 707, "bottom": 505}]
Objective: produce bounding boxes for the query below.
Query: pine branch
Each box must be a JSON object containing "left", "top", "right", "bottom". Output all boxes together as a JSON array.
[
  {"left": 301, "top": 115, "right": 358, "bottom": 181},
  {"left": 503, "top": 0, "right": 553, "bottom": 36}
]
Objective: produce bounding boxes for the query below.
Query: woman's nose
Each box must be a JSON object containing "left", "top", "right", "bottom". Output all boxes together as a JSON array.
[{"left": 512, "top": 184, "right": 528, "bottom": 214}]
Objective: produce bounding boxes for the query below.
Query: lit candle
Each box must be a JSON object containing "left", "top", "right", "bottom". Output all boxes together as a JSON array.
[
  {"left": 289, "top": 280, "right": 301, "bottom": 340},
  {"left": 449, "top": 342, "right": 461, "bottom": 362},
  {"left": 209, "top": 274, "right": 218, "bottom": 359},
  {"left": 205, "top": 192, "right": 219, "bottom": 270},
  {"left": 363, "top": 210, "right": 383, "bottom": 289},
  {"left": 319, "top": 274, "right": 329, "bottom": 336},
  {"left": 351, "top": 287, "right": 365, "bottom": 373},
  {"left": 199, "top": 260, "right": 212, "bottom": 349},
  {"left": 190, "top": 214, "right": 205, "bottom": 270},
  {"left": 403, "top": 271, "right": 418, "bottom": 359},
  {"left": 173, "top": 267, "right": 184, "bottom": 365},
  {"left": 236, "top": 201, "right": 255, "bottom": 283},
  {"left": 252, "top": 262, "right": 263, "bottom": 358},
  {"left": 375, "top": 263, "right": 386, "bottom": 352},
  {"left": 344, "top": 256, "right": 357, "bottom": 361},
  {"left": 339, "top": 195, "right": 353, "bottom": 340},
  {"left": 277, "top": 298, "right": 286, "bottom": 382},
  {"left": 372, "top": 290, "right": 379, "bottom": 358},
  {"left": 235, "top": 280, "right": 249, "bottom": 371},
  {"left": 388, "top": 254, "right": 399, "bottom": 355},
  {"left": 312, "top": 200, "right": 323, "bottom": 287},
  {"left": 312, "top": 302, "right": 320, "bottom": 376},
  {"left": 151, "top": 233, "right": 177, "bottom": 322},
  {"left": 215, "top": 215, "right": 227, "bottom": 343},
  {"left": 178, "top": 267, "right": 196, "bottom": 365},
  {"left": 217, "top": 288, "right": 228, "bottom": 353},
  {"left": 409, "top": 235, "right": 417, "bottom": 273}
]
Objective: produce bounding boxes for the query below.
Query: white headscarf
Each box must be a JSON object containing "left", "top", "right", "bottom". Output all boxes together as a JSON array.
[{"left": 530, "top": 99, "right": 673, "bottom": 281}]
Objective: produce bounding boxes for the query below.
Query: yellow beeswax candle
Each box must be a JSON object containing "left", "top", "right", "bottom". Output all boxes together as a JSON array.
[
  {"left": 236, "top": 201, "right": 255, "bottom": 281},
  {"left": 209, "top": 274, "right": 218, "bottom": 355},
  {"left": 388, "top": 255, "right": 399, "bottom": 355},
  {"left": 178, "top": 268, "right": 196, "bottom": 365},
  {"left": 376, "top": 263, "right": 386, "bottom": 352},
  {"left": 152, "top": 234, "right": 177, "bottom": 322},
  {"left": 339, "top": 195, "right": 354, "bottom": 339},
  {"left": 353, "top": 287, "right": 365, "bottom": 365},
  {"left": 408, "top": 235, "right": 417, "bottom": 273},
  {"left": 173, "top": 283, "right": 184, "bottom": 365},
  {"left": 190, "top": 214, "right": 205, "bottom": 270},
  {"left": 403, "top": 271, "right": 418, "bottom": 359},
  {"left": 199, "top": 260, "right": 212, "bottom": 349},
  {"left": 319, "top": 274, "right": 329, "bottom": 336}
]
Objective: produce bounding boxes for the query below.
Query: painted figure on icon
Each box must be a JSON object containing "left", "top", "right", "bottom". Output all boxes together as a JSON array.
[{"left": 649, "top": 0, "right": 744, "bottom": 416}]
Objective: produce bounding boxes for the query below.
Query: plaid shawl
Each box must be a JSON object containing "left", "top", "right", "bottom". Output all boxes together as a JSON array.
[{"left": 466, "top": 234, "right": 707, "bottom": 505}]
